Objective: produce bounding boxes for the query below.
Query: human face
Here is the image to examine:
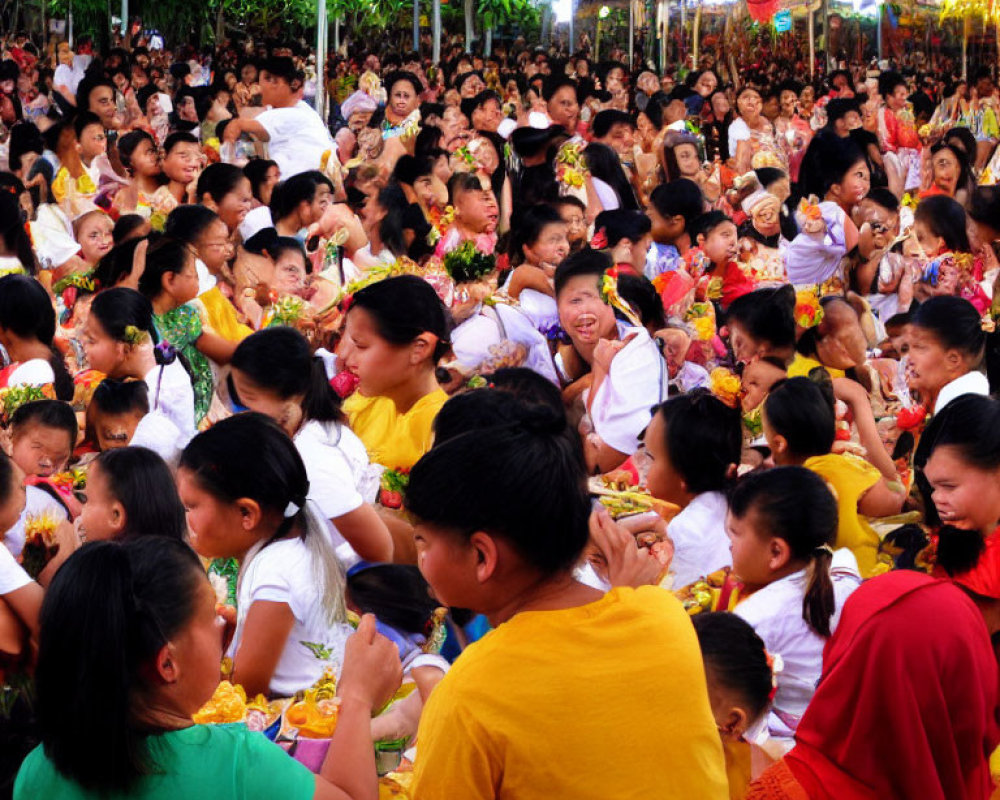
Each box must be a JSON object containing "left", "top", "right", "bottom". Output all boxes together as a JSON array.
[
  {"left": 195, "top": 219, "right": 235, "bottom": 273},
  {"left": 340, "top": 307, "right": 425, "bottom": 397},
  {"left": 914, "top": 219, "right": 946, "bottom": 258},
  {"left": 273, "top": 250, "right": 308, "bottom": 295},
  {"left": 94, "top": 410, "right": 143, "bottom": 452},
  {"left": 646, "top": 204, "right": 683, "bottom": 244},
  {"left": 78, "top": 124, "right": 108, "bottom": 164},
  {"left": 888, "top": 84, "right": 908, "bottom": 111},
  {"left": 558, "top": 204, "right": 587, "bottom": 246},
  {"left": 780, "top": 90, "right": 797, "bottom": 117},
  {"left": 603, "top": 122, "right": 635, "bottom": 157},
  {"left": 258, "top": 165, "right": 280, "bottom": 206},
  {"left": 213, "top": 177, "right": 253, "bottom": 232},
  {"left": 81, "top": 314, "right": 128, "bottom": 376},
  {"left": 726, "top": 508, "right": 774, "bottom": 590},
  {"left": 230, "top": 368, "right": 303, "bottom": 436},
  {"left": 441, "top": 105, "right": 468, "bottom": 143},
  {"left": 77, "top": 213, "right": 114, "bottom": 264},
  {"left": 413, "top": 175, "right": 436, "bottom": 209},
  {"left": 161, "top": 141, "right": 202, "bottom": 186},
  {"left": 853, "top": 199, "right": 899, "bottom": 250},
  {"left": 740, "top": 359, "right": 785, "bottom": 412},
  {"left": 390, "top": 79, "right": 419, "bottom": 119},
  {"left": 129, "top": 136, "right": 161, "bottom": 178},
  {"left": 88, "top": 85, "right": 118, "bottom": 129},
  {"left": 165, "top": 253, "right": 201, "bottom": 305},
  {"left": 454, "top": 185, "right": 499, "bottom": 234},
  {"left": 643, "top": 411, "right": 689, "bottom": 506},
  {"left": 736, "top": 89, "right": 762, "bottom": 120},
  {"left": 11, "top": 423, "right": 72, "bottom": 478},
  {"left": 241, "top": 63, "right": 258, "bottom": 84},
  {"left": 711, "top": 93, "right": 730, "bottom": 118},
  {"left": 830, "top": 159, "right": 870, "bottom": 209},
  {"left": 459, "top": 74, "right": 485, "bottom": 99},
  {"left": 132, "top": 66, "right": 149, "bottom": 89},
  {"left": 905, "top": 324, "right": 959, "bottom": 400},
  {"left": 556, "top": 273, "right": 618, "bottom": 355},
  {"left": 694, "top": 71, "right": 717, "bottom": 98},
  {"left": 700, "top": 221, "right": 738, "bottom": 266},
  {"left": 814, "top": 300, "right": 866, "bottom": 370},
  {"left": 177, "top": 96, "right": 198, "bottom": 123},
  {"left": 472, "top": 98, "right": 503, "bottom": 133},
  {"left": 0, "top": 464, "right": 27, "bottom": 535},
  {"left": 524, "top": 221, "right": 569, "bottom": 269},
  {"left": 925, "top": 445, "right": 1000, "bottom": 537},
  {"left": 728, "top": 320, "right": 764, "bottom": 365},
  {"left": 259, "top": 70, "right": 293, "bottom": 107},
  {"left": 176, "top": 468, "right": 253, "bottom": 560},
  {"left": 800, "top": 86, "right": 815, "bottom": 113},
  {"left": 931, "top": 148, "right": 961, "bottom": 196},
  {"left": 165, "top": 574, "right": 228, "bottom": 717},
  {"left": 548, "top": 86, "right": 579, "bottom": 132},
  {"left": 673, "top": 143, "right": 701, "bottom": 178},
  {"left": 77, "top": 461, "right": 124, "bottom": 541},
  {"left": 412, "top": 521, "right": 480, "bottom": 609}
]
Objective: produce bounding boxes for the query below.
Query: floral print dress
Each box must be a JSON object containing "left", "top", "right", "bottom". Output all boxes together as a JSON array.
[{"left": 154, "top": 304, "right": 213, "bottom": 425}]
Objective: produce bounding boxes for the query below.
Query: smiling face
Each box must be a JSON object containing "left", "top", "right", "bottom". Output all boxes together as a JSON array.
[
  {"left": 829, "top": 159, "right": 870, "bottom": 209},
  {"left": 212, "top": 177, "right": 253, "bottom": 233},
  {"left": 161, "top": 141, "right": 202, "bottom": 186},
  {"left": 925, "top": 445, "right": 1000, "bottom": 536},
  {"left": 11, "top": 422, "right": 73, "bottom": 478},
  {"left": 556, "top": 273, "right": 618, "bottom": 358},
  {"left": 547, "top": 85, "right": 580, "bottom": 132}
]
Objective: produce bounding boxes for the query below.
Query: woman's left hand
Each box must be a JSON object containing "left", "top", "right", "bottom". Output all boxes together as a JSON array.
[{"left": 587, "top": 508, "right": 670, "bottom": 588}]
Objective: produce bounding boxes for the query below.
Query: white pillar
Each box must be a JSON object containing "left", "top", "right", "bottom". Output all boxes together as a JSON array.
[
  {"left": 120, "top": 0, "right": 127, "bottom": 42},
  {"left": 692, "top": 3, "right": 701, "bottom": 67},
  {"left": 433, "top": 0, "right": 441, "bottom": 64},
  {"left": 658, "top": 0, "right": 668, "bottom": 72},
  {"left": 809, "top": 5, "right": 815, "bottom": 79},
  {"left": 569, "top": 0, "right": 574, "bottom": 54},
  {"left": 413, "top": 0, "right": 420, "bottom": 52},
  {"left": 962, "top": 16, "right": 969, "bottom": 81},
  {"left": 316, "top": 0, "right": 327, "bottom": 120},
  {"left": 628, "top": 0, "right": 634, "bottom": 69}
]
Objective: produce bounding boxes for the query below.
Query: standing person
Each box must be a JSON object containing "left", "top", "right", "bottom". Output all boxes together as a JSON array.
[{"left": 222, "top": 56, "right": 333, "bottom": 179}]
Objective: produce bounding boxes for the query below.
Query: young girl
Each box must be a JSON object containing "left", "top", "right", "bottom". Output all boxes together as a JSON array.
[
  {"left": 178, "top": 412, "right": 354, "bottom": 697},
  {"left": 230, "top": 327, "right": 392, "bottom": 564},
  {"left": 71, "top": 210, "right": 115, "bottom": 273},
  {"left": 196, "top": 163, "right": 253, "bottom": 237},
  {"left": 0, "top": 450, "right": 42, "bottom": 642},
  {"left": 725, "top": 286, "right": 796, "bottom": 366},
  {"left": 339, "top": 275, "right": 451, "bottom": 471},
  {"left": 764, "top": 378, "right": 906, "bottom": 577},
  {"left": 643, "top": 391, "right": 742, "bottom": 588},
  {"left": 692, "top": 612, "right": 774, "bottom": 800},
  {"left": 684, "top": 211, "right": 747, "bottom": 310},
  {"left": 729, "top": 467, "right": 862, "bottom": 755},
  {"left": 0, "top": 275, "right": 74, "bottom": 402},
  {"left": 138, "top": 238, "right": 237, "bottom": 424},
  {"left": 913, "top": 195, "right": 989, "bottom": 313},
  {"left": 906, "top": 295, "right": 990, "bottom": 415},
  {"left": 87, "top": 378, "right": 149, "bottom": 451},
  {"left": 115, "top": 129, "right": 165, "bottom": 215},
  {"left": 82, "top": 288, "right": 197, "bottom": 444},
  {"left": 77, "top": 446, "right": 186, "bottom": 543},
  {"left": 504, "top": 204, "right": 570, "bottom": 333},
  {"left": 405, "top": 396, "right": 729, "bottom": 798}
]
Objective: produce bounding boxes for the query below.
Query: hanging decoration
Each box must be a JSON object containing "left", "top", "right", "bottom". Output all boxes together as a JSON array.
[{"left": 746, "top": 0, "right": 782, "bottom": 24}]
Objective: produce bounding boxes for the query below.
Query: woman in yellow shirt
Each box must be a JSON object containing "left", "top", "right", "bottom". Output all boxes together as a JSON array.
[
  {"left": 339, "top": 275, "right": 449, "bottom": 472},
  {"left": 404, "top": 390, "right": 728, "bottom": 800},
  {"left": 763, "top": 377, "right": 905, "bottom": 577}
]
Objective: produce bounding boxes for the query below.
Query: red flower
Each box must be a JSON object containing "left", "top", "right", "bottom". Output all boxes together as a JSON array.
[
  {"left": 330, "top": 371, "right": 359, "bottom": 399},
  {"left": 590, "top": 227, "right": 608, "bottom": 250},
  {"left": 896, "top": 405, "right": 928, "bottom": 433}
]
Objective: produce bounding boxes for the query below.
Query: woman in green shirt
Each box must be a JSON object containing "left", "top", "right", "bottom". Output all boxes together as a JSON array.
[{"left": 15, "top": 537, "right": 401, "bottom": 800}]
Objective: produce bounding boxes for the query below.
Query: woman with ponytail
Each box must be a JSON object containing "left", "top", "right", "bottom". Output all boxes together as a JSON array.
[
  {"left": 82, "top": 287, "right": 197, "bottom": 444},
  {"left": 178, "top": 413, "right": 355, "bottom": 698},
  {"left": 729, "top": 467, "right": 862, "bottom": 755},
  {"left": 0, "top": 275, "right": 74, "bottom": 402},
  {"left": 230, "top": 327, "right": 392, "bottom": 563}
]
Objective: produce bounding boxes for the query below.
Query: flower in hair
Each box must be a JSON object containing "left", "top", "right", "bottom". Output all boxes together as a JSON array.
[
  {"left": 599, "top": 267, "right": 642, "bottom": 327},
  {"left": 123, "top": 325, "right": 151, "bottom": 347},
  {"left": 154, "top": 340, "right": 177, "bottom": 363},
  {"left": 709, "top": 367, "right": 741, "bottom": 409},
  {"left": 794, "top": 288, "right": 824, "bottom": 330},
  {"left": 590, "top": 227, "right": 609, "bottom": 250}
]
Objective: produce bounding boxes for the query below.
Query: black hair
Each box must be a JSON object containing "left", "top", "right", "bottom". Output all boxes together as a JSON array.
[
  {"left": 89, "top": 289, "right": 174, "bottom": 372},
  {"left": 93, "top": 236, "right": 153, "bottom": 289},
  {"left": 0, "top": 275, "right": 73, "bottom": 401},
  {"left": 196, "top": 162, "right": 248, "bottom": 205},
  {"left": 798, "top": 130, "right": 866, "bottom": 201},
  {"left": 91, "top": 378, "right": 150, "bottom": 417},
  {"left": 0, "top": 449, "right": 13, "bottom": 507},
  {"left": 878, "top": 70, "right": 907, "bottom": 99},
  {"left": 75, "top": 76, "right": 115, "bottom": 116},
  {"left": 260, "top": 55, "right": 303, "bottom": 86},
  {"left": 584, "top": 143, "right": 639, "bottom": 210},
  {"left": 392, "top": 155, "right": 434, "bottom": 186},
  {"left": 824, "top": 97, "right": 861, "bottom": 126},
  {"left": 594, "top": 208, "right": 651, "bottom": 247},
  {"left": 928, "top": 142, "right": 973, "bottom": 200},
  {"left": 244, "top": 158, "right": 279, "bottom": 203},
  {"left": 347, "top": 564, "right": 438, "bottom": 635},
  {"left": 36, "top": 537, "right": 206, "bottom": 793},
  {"left": 655, "top": 389, "right": 741, "bottom": 494},
  {"left": 164, "top": 204, "right": 221, "bottom": 245},
  {"left": 692, "top": 612, "right": 772, "bottom": 723},
  {"left": 231, "top": 327, "right": 343, "bottom": 423},
  {"left": 10, "top": 399, "right": 78, "bottom": 446},
  {"left": 914, "top": 194, "right": 970, "bottom": 253},
  {"left": 591, "top": 109, "right": 635, "bottom": 139},
  {"left": 691, "top": 210, "right": 734, "bottom": 241},
  {"left": 112, "top": 215, "right": 150, "bottom": 245},
  {"left": 508, "top": 204, "right": 566, "bottom": 267},
  {"left": 268, "top": 236, "right": 311, "bottom": 273},
  {"left": 542, "top": 74, "right": 577, "bottom": 102},
  {"left": 269, "top": 171, "right": 321, "bottom": 222},
  {"left": 911, "top": 295, "right": 985, "bottom": 365},
  {"left": 0, "top": 189, "right": 37, "bottom": 274},
  {"left": 385, "top": 70, "right": 423, "bottom": 99},
  {"left": 447, "top": 171, "right": 489, "bottom": 205},
  {"left": 967, "top": 185, "right": 1000, "bottom": 229},
  {"left": 754, "top": 167, "right": 787, "bottom": 191},
  {"left": 554, "top": 247, "right": 612, "bottom": 298},
  {"left": 162, "top": 131, "right": 198, "bottom": 155},
  {"left": 350, "top": 275, "right": 451, "bottom": 362},
  {"left": 72, "top": 110, "right": 103, "bottom": 140},
  {"left": 116, "top": 129, "right": 155, "bottom": 174},
  {"left": 406, "top": 400, "right": 588, "bottom": 574},
  {"left": 137, "top": 237, "right": 192, "bottom": 301},
  {"left": 638, "top": 93, "right": 669, "bottom": 130},
  {"left": 92, "top": 447, "right": 187, "bottom": 540},
  {"left": 865, "top": 186, "right": 900, "bottom": 214},
  {"left": 617, "top": 274, "right": 666, "bottom": 330},
  {"left": 729, "top": 466, "right": 838, "bottom": 637},
  {"left": 485, "top": 367, "right": 565, "bottom": 417},
  {"left": 433, "top": 388, "right": 557, "bottom": 444},
  {"left": 373, "top": 183, "right": 410, "bottom": 259},
  {"left": 763, "top": 377, "right": 836, "bottom": 457},
  {"left": 725, "top": 285, "right": 796, "bottom": 356}
]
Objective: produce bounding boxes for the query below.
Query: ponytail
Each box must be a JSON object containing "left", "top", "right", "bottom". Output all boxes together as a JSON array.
[{"left": 730, "top": 466, "right": 839, "bottom": 637}]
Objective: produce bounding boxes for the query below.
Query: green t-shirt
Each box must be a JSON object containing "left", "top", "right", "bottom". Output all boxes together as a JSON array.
[{"left": 14, "top": 723, "right": 315, "bottom": 800}]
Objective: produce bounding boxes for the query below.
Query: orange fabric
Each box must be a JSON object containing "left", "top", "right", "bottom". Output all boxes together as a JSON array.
[{"left": 745, "top": 760, "right": 810, "bottom": 800}]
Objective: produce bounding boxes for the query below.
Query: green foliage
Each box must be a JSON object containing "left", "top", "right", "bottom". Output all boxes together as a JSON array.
[{"left": 443, "top": 240, "right": 496, "bottom": 284}]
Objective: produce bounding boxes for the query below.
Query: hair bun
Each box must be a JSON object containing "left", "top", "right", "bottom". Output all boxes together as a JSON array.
[{"left": 516, "top": 404, "right": 566, "bottom": 437}]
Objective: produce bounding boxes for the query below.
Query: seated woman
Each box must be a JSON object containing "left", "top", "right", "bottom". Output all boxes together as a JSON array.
[{"left": 14, "top": 536, "right": 402, "bottom": 799}]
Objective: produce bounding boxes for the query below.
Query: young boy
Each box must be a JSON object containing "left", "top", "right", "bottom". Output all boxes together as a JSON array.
[
  {"left": 686, "top": 211, "right": 747, "bottom": 310},
  {"left": 222, "top": 55, "right": 333, "bottom": 180},
  {"left": 593, "top": 209, "right": 652, "bottom": 277},
  {"left": 646, "top": 178, "right": 704, "bottom": 278},
  {"left": 853, "top": 187, "right": 913, "bottom": 321},
  {"left": 160, "top": 131, "right": 202, "bottom": 204},
  {"left": 74, "top": 111, "right": 106, "bottom": 185}
]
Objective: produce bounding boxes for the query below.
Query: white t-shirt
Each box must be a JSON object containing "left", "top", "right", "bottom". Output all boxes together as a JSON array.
[
  {"left": 727, "top": 117, "right": 752, "bottom": 161},
  {"left": 257, "top": 101, "right": 333, "bottom": 179},
  {"left": 293, "top": 419, "right": 379, "bottom": 521},
  {"left": 231, "top": 536, "right": 353, "bottom": 697},
  {"left": 592, "top": 177, "right": 621, "bottom": 211},
  {"left": 667, "top": 491, "right": 731, "bottom": 589},
  {"left": 0, "top": 541, "right": 30, "bottom": 596},
  {"left": 735, "top": 548, "right": 861, "bottom": 745},
  {"left": 5, "top": 358, "right": 55, "bottom": 388},
  {"left": 4, "top": 485, "right": 70, "bottom": 559},
  {"left": 144, "top": 359, "right": 196, "bottom": 447}
]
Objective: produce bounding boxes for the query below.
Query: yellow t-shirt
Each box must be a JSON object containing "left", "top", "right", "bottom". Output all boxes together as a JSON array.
[
  {"left": 805, "top": 453, "right": 882, "bottom": 577},
  {"left": 787, "top": 353, "right": 845, "bottom": 380},
  {"left": 344, "top": 388, "right": 447, "bottom": 470},
  {"left": 411, "top": 586, "right": 729, "bottom": 800},
  {"left": 195, "top": 288, "right": 253, "bottom": 343}
]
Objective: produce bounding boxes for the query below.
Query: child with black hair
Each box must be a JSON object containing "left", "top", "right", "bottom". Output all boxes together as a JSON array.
[
  {"left": 729, "top": 467, "right": 861, "bottom": 754},
  {"left": 646, "top": 178, "right": 704, "bottom": 278},
  {"left": 405, "top": 396, "right": 728, "bottom": 798},
  {"left": 553, "top": 196, "right": 588, "bottom": 253},
  {"left": 913, "top": 195, "right": 989, "bottom": 313},
  {"left": 725, "top": 285, "right": 796, "bottom": 366},
  {"left": 87, "top": 378, "right": 149, "bottom": 452},
  {"left": 683, "top": 211, "right": 747, "bottom": 310},
  {"left": 114, "top": 129, "right": 164, "bottom": 215},
  {"left": 592, "top": 208, "right": 652, "bottom": 277},
  {"left": 158, "top": 131, "right": 202, "bottom": 205},
  {"left": 764, "top": 377, "right": 905, "bottom": 576},
  {"left": 504, "top": 204, "right": 570, "bottom": 333}
]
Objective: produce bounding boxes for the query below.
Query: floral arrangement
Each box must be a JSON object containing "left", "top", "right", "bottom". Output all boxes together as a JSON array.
[
  {"left": 674, "top": 567, "right": 742, "bottom": 615},
  {"left": 794, "top": 288, "right": 824, "bottom": 329},
  {"left": 709, "top": 367, "right": 742, "bottom": 409},
  {"left": 53, "top": 271, "right": 98, "bottom": 312},
  {"left": 0, "top": 383, "right": 56, "bottom": 424},
  {"left": 443, "top": 240, "right": 496, "bottom": 284},
  {"left": 263, "top": 295, "right": 307, "bottom": 328},
  {"left": 454, "top": 143, "right": 477, "bottom": 169},
  {"left": 427, "top": 206, "right": 455, "bottom": 246},
  {"left": 555, "top": 141, "right": 589, "bottom": 188},
  {"left": 122, "top": 324, "right": 150, "bottom": 346},
  {"left": 896, "top": 404, "right": 928, "bottom": 434},
  {"left": 684, "top": 302, "right": 717, "bottom": 342},
  {"left": 599, "top": 266, "right": 642, "bottom": 327},
  {"left": 379, "top": 468, "right": 410, "bottom": 509},
  {"left": 193, "top": 681, "right": 261, "bottom": 725},
  {"left": 900, "top": 192, "right": 918, "bottom": 212},
  {"left": 284, "top": 688, "right": 340, "bottom": 738},
  {"left": 20, "top": 511, "right": 60, "bottom": 579}
]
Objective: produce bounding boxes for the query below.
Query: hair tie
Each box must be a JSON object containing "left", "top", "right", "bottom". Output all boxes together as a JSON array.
[
  {"left": 814, "top": 543, "right": 835, "bottom": 557},
  {"left": 283, "top": 501, "right": 301, "bottom": 518}
]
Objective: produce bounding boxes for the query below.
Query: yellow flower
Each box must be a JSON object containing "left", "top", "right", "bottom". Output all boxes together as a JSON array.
[
  {"left": 692, "top": 316, "right": 715, "bottom": 341},
  {"left": 709, "top": 367, "right": 741, "bottom": 408},
  {"left": 794, "top": 288, "right": 824, "bottom": 329}
]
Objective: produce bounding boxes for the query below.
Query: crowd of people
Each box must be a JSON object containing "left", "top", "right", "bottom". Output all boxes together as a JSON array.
[{"left": 1, "top": 23, "right": 1000, "bottom": 800}]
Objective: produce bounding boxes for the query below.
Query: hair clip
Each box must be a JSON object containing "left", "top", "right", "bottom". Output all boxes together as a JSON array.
[
  {"left": 764, "top": 650, "right": 783, "bottom": 702},
  {"left": 122, "top": 325, "right": 151, "bottom": 346},
  {"left": 814, "top": 543, "right": 835, "bottom": 557}
]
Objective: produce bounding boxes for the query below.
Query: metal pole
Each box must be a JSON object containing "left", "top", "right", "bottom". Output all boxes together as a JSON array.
[
  {"left": 658, "top": 0, "right": 667, "bottom": 72},
  {"left": 876, "top": 2, "right": 882, "bottom": 62},
  {"left": 68, "top": 0, "right": 73, "bottom": 48},
  {"left": 963, "top": 15, "right": 969, "bottom": 81},
  {"left": 821, "top": 0, "right": 829, "bottom": 69},
  {"left": 629, "top": 0, "right": 634, "bottom": 68},
  {"left": 413, "top": 0, "right": 419, "bottom": 52},
  {"left": 316, "top": 0, "right": 327, "bottom": 120},
  {"left": 432, "top": 0, "right": 441, "bottom": 65},
  {"left": 121, "top": 0, "right": 127, "bottom": 43},
  {"left": 809, "top": 4, "right": 815, "bottom": 80},
  {"left": 692, "top": 3, "right": 700, "bottom": 67},
  {"left": 569, "top": 0, "right": 574, "bottom": 55},
  {"left": 680, "top": 0, "right": 685, "bottom": 62}
]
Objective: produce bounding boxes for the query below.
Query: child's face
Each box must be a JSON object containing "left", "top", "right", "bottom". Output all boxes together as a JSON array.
[
  {"left": 161, "top": 141, "right": 202, "bottom": 185},
  {"left": 931, "top": 148, "right": 961, "bottom": 195},
  {"left": 129, "top": 136, "right": 161, "bottom": 178},
  {"left": 77, "top": 213, "right": 114, "bottom": 264},
  {"left": 273, "top": 250, "right": 308, "bottom": 295},
  {"left": 94, "top": 409, "right": 144, "bottom": 451},
  {"left": 629, "top": 233, "right": 653, "bottom": 270},
  {"left": 339, "top": 307, "right": 430, "bottom": 398},
  {"left": 914, "top": 219, "right": 946, "bottom": 258},
  {"left": 905, "top": 324, "right": 959, "bottom": 399},
  {"left": 643, "top": 411, "right": 689, "bottom": 506},
  {"left": 176, "top": 467, "right": 256, "bottom": 560},
  {"left": 81, "top": 314, "right": 127, "bottom": 377},
  {"left": 230, "top": 368, "right": 303, "bottom": 436},
  {"left": 854, "top": 199, "right": 899, "bottom": 250},
  {"left": 726, "top": 508, "right": 778, "bottom": 590},
  {"left": 558, "top": 204, "right": 587, "bottom": 245},
  {"left": 259, "top": 70, "right": 293, "bottom": 107},
  {"left": 740, "top": 360, "right": 785, "bottom": 412},
  {"left": 700, "top": 222, "right": 738, "bottom": 266},
  {"left": 78, "top": 123, "right": 108, "bottom": 163},
  {"left": 0, "top": 462, "right": 27, "bottom": 534},
  {"left": 556, "top": 274, "right": 618, "bottom": 355},
  {"left": 524, "top": 221, "right": 569, "bottom": 268},
  {"left": 77, "top": 461, "right": 123, "bottom": 541},
  {"left": 925, "top": 444, "right": 1000, "bottom": 536},
  {"left": 11, "top": 422, "right": 73, "bottom": 478},
  {"left": 412, "top": 521, "right": 480, "bottom": 610}
]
